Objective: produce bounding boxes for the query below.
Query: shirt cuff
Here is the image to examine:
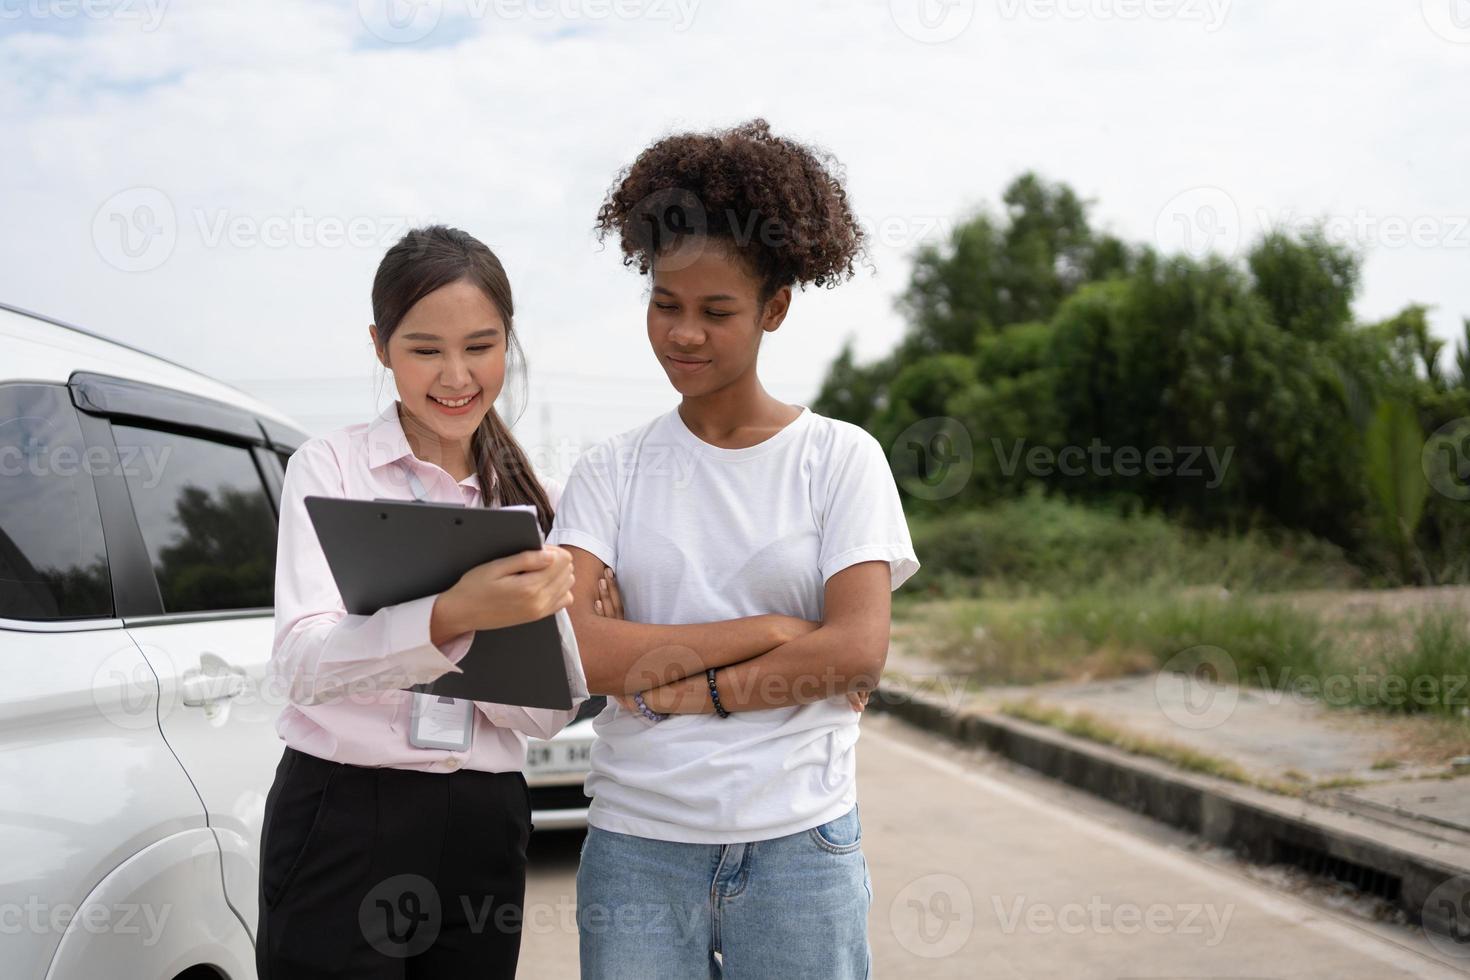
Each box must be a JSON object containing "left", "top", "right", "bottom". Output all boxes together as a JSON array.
[
  {"left": 545, "top": 528, "right": 616, "bottom": 570},
  {"left": 555, "top": 607, "right": 591, "bottom": 701},
  {"left": 388, "top": 594, "right": 469, "bottom": 686}
]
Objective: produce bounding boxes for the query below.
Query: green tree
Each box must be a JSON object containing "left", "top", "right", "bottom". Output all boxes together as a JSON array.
[
  {"left": 1362, "top": 399, "right": 1429, "bottom": 583},
  {"left": 1247, "top": 229, "right": 1358, "bottom": 342}
]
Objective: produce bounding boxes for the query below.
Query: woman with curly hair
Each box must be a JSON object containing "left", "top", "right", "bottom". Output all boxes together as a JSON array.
[{"left": 547, "top": 119, "right": 919, "bottom": 978}]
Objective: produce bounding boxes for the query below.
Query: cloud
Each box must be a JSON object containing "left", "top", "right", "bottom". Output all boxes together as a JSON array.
[{"left": 1, "top": 0, "right": 1466, "bottom": 452}]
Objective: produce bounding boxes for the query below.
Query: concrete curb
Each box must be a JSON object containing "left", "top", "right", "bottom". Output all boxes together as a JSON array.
[{"left": 872, "top": 682, "right": 1470, "bottom": 938}]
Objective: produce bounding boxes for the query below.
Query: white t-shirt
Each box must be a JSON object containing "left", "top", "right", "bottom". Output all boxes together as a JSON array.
[{"left": 547, "top": 404, "right": 920, "bottom": 844}]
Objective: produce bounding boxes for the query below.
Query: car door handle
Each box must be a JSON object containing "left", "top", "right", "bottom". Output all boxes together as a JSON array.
[{"left": 182, "top": 652, "right": 247, "bottom": 707}]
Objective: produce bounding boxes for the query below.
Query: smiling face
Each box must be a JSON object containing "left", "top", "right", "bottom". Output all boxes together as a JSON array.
[
  {"left": 647, "top": 240, "right": 790, "bottom": 398},
  {"left": 370, "top": 276, "right": 507, "bottom": 459}
]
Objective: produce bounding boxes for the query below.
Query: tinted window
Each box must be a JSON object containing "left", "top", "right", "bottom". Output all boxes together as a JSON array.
[
  {"left": 0, "top": 385, "right": 112, "bottom": 620},
  {"left": 113, "top": 424, "right": 277, "bottom": 613}
]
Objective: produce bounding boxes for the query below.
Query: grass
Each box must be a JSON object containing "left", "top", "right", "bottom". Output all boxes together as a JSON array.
[
  {"left": 899, "top": 589, "right": 1469, "bottom": 721},
  {"left": 1344, "top": 609, "right": 1470, "bottom": 718},
  {"left": 998, "top": 698, "right": 1304, "bottom": 796},
  {"left": 903, "top": 491, "right": 1361, "bottom": 600},
  {"left": 891, "top": 497, "right": 1470, "bottom": 772},
  {"left": 898, "top": 586, "right": 1331, "bottom": 692}
]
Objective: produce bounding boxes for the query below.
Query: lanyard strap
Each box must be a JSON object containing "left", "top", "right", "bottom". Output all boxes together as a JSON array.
[{"left": 397, "top": 460, "right": 431, "bottom": 503}]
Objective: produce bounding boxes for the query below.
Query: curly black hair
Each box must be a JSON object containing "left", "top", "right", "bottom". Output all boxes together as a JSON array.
[{"left": 594, "top": 118, "right": 865, "bottom": 304}]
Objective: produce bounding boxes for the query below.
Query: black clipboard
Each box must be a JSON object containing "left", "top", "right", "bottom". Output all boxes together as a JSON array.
[{"left": 303, "top": 495, "right": 573, "bottom": 710}]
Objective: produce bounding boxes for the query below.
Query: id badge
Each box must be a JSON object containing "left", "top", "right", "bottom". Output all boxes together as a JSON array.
[{"left": 409, "top": 691, "right": 474, "bottom": 752}]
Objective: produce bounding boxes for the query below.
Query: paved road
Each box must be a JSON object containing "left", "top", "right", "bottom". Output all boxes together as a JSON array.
[{"left": 521, "top": 715, "right": 1466, "bottom": 978}]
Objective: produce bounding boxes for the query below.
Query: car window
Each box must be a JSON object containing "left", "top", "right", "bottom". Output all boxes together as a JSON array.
[
  {"left": 113, "top": 424, "right": 277, "bottom": 613},
  {"left": 0, "top": 384, "right": 113, "bottom": 620}
]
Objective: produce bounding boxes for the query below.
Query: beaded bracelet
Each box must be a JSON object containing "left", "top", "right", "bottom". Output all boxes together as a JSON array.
[
  {"left": 706, "top": 668, "right": 730, "bottom": 718},
  {"left": 632, "top": 691, "right": 668, "bottom": 723}
]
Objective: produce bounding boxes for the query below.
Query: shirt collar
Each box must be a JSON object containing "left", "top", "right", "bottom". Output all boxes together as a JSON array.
[
  {"left": 366, "top": 400, "right": 489, "bottom": 492},
  {"left": 366, "top": 401, "right": 415, "bottom": 470}
]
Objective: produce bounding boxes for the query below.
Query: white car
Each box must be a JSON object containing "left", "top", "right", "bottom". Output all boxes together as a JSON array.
[
  {"left": 524, "top": 696, "right": 602, "bottom": 830},
  {"left": 0, "top": 302, "right": 593, "bottom": 980}
]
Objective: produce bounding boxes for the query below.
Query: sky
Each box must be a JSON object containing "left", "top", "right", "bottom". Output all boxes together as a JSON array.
[{"left": 2, "top": 0, "right": 1468, "bottom": 480}]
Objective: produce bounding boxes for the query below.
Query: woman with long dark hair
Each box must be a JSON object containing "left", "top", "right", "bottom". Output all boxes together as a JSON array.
[{"left": 256, "top": 225, "right": 587, "bottom": 979}]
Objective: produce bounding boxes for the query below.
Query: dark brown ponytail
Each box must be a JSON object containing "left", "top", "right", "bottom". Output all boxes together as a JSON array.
[{"left": 371, "top": 225, "right": 555, "bottom": 535}]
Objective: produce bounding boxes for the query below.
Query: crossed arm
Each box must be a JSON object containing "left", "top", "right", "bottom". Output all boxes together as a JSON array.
[{"left": 562, "top": 545, "right": 891, "bottom": 714}]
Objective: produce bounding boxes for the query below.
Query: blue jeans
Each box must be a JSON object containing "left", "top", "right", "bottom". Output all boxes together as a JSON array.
[{"left": 576, "top": 806, "right": 872, "bottom": 979}]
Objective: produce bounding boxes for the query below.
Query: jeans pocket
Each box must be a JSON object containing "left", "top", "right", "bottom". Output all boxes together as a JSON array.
[
  {"left": 808, "top": 806, "right": 863, "bottom": 855},
  {"left": 262, "top": 751, "right": 337, "bottom": 908}
]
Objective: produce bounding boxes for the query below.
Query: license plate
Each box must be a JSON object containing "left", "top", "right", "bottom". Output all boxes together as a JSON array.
[{"left": 525, "top": 740, "right": 592, "bottom": 775}]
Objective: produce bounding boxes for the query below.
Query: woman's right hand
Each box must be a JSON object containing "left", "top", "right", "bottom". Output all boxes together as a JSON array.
[{"left": 440, "top": 546, "right": 575, "bottom": 634}]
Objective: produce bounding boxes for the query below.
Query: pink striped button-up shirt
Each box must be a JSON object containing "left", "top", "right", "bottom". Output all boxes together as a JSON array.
[{"left": 270, "top": 400, "right": 589, "bottom": 773}]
